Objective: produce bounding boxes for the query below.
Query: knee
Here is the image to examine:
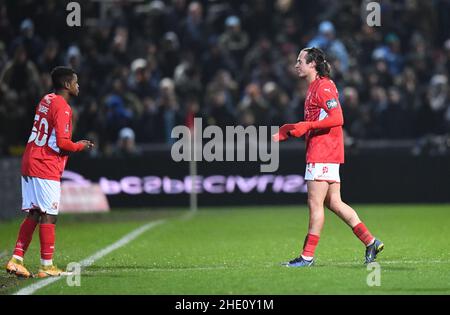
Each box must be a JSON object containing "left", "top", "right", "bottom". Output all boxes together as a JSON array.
[
  {"left": 307, "top": 196, "right": 323, "bottom": 210},
  {"left": 27, "top": 209, "right": 41, "bottom": 222},
  {"left": 40, "top": 213, "right": 58, "bottom": 224},
  {"left": 327, "top": 196, "right": 343, "bottom": 212},
  {"left": 307, "top": 197, "right": 325, "bottom": 221}
]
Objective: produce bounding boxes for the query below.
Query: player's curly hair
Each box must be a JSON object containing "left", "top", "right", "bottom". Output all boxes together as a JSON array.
[{"left": 302, "top": 47, "right": 331, "bottom": 78}]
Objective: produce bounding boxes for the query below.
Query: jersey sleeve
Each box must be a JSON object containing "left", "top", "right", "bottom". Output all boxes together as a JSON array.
[
  {"left": 52, "top": 101, "right": 84, "bottom": 152},
  {"left": 309, "top": 81, "right": 343, "bottom": 129},
  {"left": 316, "top": 81, "right": 341, "bottom": 113}
]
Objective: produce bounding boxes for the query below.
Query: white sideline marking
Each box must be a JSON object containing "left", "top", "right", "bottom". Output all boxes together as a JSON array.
[{"left": 14, "top": 219, "right": 167, "bottom": 295}]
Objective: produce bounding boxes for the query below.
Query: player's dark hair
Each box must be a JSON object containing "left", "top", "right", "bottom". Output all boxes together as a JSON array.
[
  {"left": 302, "top": 47, "right": 331, "bottom": 78},
  {"left": 51, "top": 66, "right": 76, "bottom": 90}
]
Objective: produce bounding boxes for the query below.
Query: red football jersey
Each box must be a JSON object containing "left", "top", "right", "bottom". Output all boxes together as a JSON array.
[
  {"left": 22, "top": 93, "right": 75, "bottom": 181},
  {"left": 304, "top": 77, "right": 344, "bottom": 164}
]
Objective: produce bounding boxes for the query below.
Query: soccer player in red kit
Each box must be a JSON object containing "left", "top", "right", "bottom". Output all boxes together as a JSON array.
[
  {"left": 273, "top": 47, "right": 384, "bottom": 267},
  {"left": 5, "top": 67, "right": 94, "bottom": 278}
]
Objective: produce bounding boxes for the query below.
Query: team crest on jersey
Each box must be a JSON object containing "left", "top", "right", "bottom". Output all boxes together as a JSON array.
[
  {"left": 52, "top": 202, "right": 59, "bottom": 210},
  {"left": 326, "top": 98, "right": 338, "bottom": 109}
]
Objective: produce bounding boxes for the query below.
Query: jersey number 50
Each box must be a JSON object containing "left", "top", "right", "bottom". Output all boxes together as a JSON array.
[{"left": 28, "top": 114, "right": 49, "bottom": 147}]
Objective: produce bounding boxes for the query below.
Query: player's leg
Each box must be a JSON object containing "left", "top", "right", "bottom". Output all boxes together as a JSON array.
[
  {"left": 12, "top": 209, "right": 40, "bottom": 259},
  {"left": 285, "top": 180, "right": 329, "bottom": 267},
  {"left": 37, "top": 212, "right": 65, "bottom": 277},
  {"left": 324, "top": 182, "right": 361, "bottom": 227},
  {"left": 303, "top": 180, "right": 328, "bottom": 256},
  {"left": 30, "top": 178, "right": 65, "bottom": 277},
  {"left": 325, "top": 182, "right": 384, "bottom": 263},
  {"left": 6, "top": 210, "right": 39, "bottom": 278},
  {"left": 39, "top": 212, "right": 57, "bottom": 265},
  {"left": 6, "top": 177, "right": 41, "bottom": 277},
  {"left": 306, "top": 180, "right": 329, "bottom": 235}
]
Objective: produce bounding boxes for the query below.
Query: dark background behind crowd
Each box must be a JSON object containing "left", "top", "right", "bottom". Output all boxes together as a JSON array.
[{"left": 0, "top": 0, "right": 449, "bottom": 157}]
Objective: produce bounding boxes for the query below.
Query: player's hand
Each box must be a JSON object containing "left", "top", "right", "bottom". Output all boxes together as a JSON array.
[
  {"left": 77, "top": 140, "right": 95, "bottom": 150},
  {"left": 272, "top": 124, "right": 297, "bottom": 142},
  {"left": 288, "top": 122, "right": 311, "bottom": 138}
]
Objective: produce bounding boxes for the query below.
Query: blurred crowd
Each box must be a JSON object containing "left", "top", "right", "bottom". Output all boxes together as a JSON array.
[{"left": 0, "top": 0, "right": 449, "bottom": 157}]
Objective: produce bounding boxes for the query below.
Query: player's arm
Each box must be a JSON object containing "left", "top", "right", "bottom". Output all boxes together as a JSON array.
[
  {"left": 290, "top": 100, "right": 343, "bottom": 136},
  {"left": 54, "top": 106, "right": 93, "bottom": 152},
  {"left": 273, "top": 84, "right": 343, "bottom": 141},
  {"left": 306, "top": 84, "right": 343, "bottom": 130}
]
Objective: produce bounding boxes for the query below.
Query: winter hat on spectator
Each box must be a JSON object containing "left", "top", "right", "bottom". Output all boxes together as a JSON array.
[
  {"left": 444, "top": 39, "right": 450, "bottom": 51},
  {"left": 149, "top": 0, "right": 165, "bottom": 13},
  {"left": 119, "top": 127, "right": 135, "bottom": 140},
  {"left": 131, "top": 58, "right": 147, "bottom": 73},
  {"left": 319, "top": 21, "right": 335, "bottom": 34},
  {"left": 20, "top": 19, "right": 33, "bottom": 31},
  {"left": 430, "top": 74, "right": 448, "bottom": 86},
  {"left": 225, "top": 16, "right": 240, "bottom": 27},
  {"left": 67, "top": 45, "right": 81, "bottom": 59},
  {"left": 385, "top": 33, "right": 399, "bottom": 44}
]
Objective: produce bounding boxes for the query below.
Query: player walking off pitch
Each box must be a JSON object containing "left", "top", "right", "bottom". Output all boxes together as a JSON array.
[
  {"left": 273, "top": 47, "right": 384, "bottom": 267},
  {"left": 6, "top": 66, "right": 94, "bottom": 278}
]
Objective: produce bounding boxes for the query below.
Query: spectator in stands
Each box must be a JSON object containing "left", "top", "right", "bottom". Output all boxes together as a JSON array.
[
  {"left": 264, "top": 81, "right": 294, "bottom": 127},
  {"left": 38, "top": 39, "right": 61, "bottom": 73},
  {"left": 307, "top": 21, "right": 349, "bottom": 73},
  {"left": 205, "top": 90, "right": 236, "bottom": 129},
  {"left": 0, "top": 43, "right": 42, "bottom": 146},
  {"left": 379, "top": 87, "right": 413, "bottom": 139},
  {"left": 372, "top": 33, "right": 404, "bottom": 76},
  {"left": 181, "top": 1, "right": 205, "bottom": 55},
  {"left": 201, "top": 36, "right": 236, "bottom": 85},
  {"left": 9, "top": 19, "right": 43, "bottom": 63},
  {"left": 424, "top": 74, "right": 449, "bottom": 135},
  {"left": 114, "top": 127, "right": 141, "bottom": 157},
  {"left": 0, "top": 41, "right": 8, "bottom": 71},
  {"left": 219, "top": 16, "right": 249, "bottom": 69},
  {"left": 238, "top": 83, "right": 269, "bottom": 126},
  {"left": 156, "top": 78, "right": 182, "bottom": 144}
]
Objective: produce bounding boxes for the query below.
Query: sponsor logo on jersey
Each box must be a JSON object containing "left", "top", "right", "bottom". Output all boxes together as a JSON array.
[{"left": 326, "top": 98, "right": 338, "bottom": 109}]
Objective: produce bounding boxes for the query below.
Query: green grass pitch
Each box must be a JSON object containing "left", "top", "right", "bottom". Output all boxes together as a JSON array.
[{"left": 1, "top": 204, "right": 449, "bottom": 295}]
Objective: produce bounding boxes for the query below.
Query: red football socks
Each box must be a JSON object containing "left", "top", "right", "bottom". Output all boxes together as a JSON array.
[
  {"left": 39, "top": 224, "right": 56, "bottom": 262},
  {"left": 301, "top": 233, "right": 320, "bottom": 259},
  {"left": 352, "top": 222, "right": 375, "bottom": 246},
  {"left": 13, "top": 217, "right": 38, "bottom": 259}
]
